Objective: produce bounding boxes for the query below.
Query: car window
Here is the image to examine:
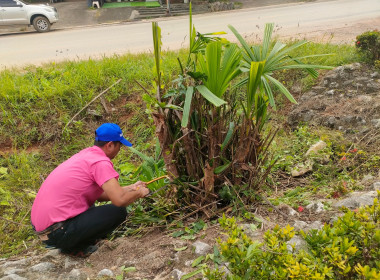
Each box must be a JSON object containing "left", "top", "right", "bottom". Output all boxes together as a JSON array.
[{"left": 0, "top": 0, "right": 21, "bottom": 7}]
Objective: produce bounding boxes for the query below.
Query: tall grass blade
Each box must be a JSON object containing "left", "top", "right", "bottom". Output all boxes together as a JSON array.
[{"left": 152, "top": 22, "right": 162, "bottom": 89}]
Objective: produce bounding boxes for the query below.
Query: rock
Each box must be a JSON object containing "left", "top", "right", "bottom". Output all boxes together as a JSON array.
[
  {"left": 140, "top": 251, "right": 166, "bottom": 270},
  {"left": 184, "top": 260, "right": 193, "bottom": 267},
  {"left": 309, "top": 221, "right": 324, "bottom": 230},
  {"left": 64, "top": 257, "right": 79, "bottom": 270},
  {"left": 0, "top": 274, "right": 27, "bottom": 280},
  {"left": 305, "top": 140, "right": 327, "bottom": 156},
  {"left": 286, "top": 236, "right": 308, "bottom": 253},
  {"left": 2, "top": 259, "right": 30, "bottom": 268},
  {"left": 66, "top": 268, "right": 88, "bottom": 280},
  {"left": 30, "top": 262, "right": 55, "bottom": 273},
  {"left": 241, "top": 224, "right": 261, "bottom": 239},
  {"left": 291, "top": 159, "right": 313, "bottom": 177},
  {"left": 3, "top": 268, "right": 26, "bottom": 276},
  {"left": 372, "top": 182, "right": 380, "bottom": 191},
  {"left": 333, "top": 191, "right": 377, "bottom": 209},
  {"left": 293, "top": 220, "right": 323, "bottom": 232},
  {"left": 330, "top": 213, "right": 345, "bottom": 224},
  {"left": 278, "top": 204, "right": 299, "bottom": 217},
  {"left": 370, "top": 71, "right": 379, "bottom": 78},
  {"left": 170, "top": 269, "right": 184, "bottom": 280},
  {"left": 371, "top": 119, "right": 380, "bottom": 128},
  {"left": 41, "top": 249, "right": 61, "bottom": 261},
  {"left": 306, "top": 202, "right": 325, "bottom": 213},
  {"left": 192, "top": 241, "right": 212, "bottom": 256},
  {"left": 97, "top": 269, "right": 114, "bottom": 277},
  {"left": 293, "top": 220, "right": 308, "bottom": 231}
]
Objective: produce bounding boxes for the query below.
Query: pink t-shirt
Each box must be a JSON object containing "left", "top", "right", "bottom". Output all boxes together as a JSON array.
[{"left": 31, "top": 146, "right": 119, "bottom": 231}]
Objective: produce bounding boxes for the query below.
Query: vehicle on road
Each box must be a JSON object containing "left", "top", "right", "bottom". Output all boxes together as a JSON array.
[{"left": 0, "top": 0, "right": 58, "bottom": 32}]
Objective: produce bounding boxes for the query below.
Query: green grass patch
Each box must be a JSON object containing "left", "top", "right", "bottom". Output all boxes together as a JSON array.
[{"left": 102, "top": 1, "right": 161, "bottom": 8}]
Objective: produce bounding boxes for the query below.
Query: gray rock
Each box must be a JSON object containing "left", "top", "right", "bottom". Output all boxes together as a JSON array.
[
  {"left": 286, "top": 236, "right": 308, "bottom": 253},
  {"left": 30, "top": 262, "right": 55, "bottom": 273},
  {"left": 366, "top": 81, "right": 380, "bottom": 92},
  {"left": 64, "top": 257, "right": 79, "bottom": 270},
  {"left": 372, "top": 182, "right": 380, "bottom": 191},
  {"left": 0, "top": 274, "right": 27, "bottom": 280},
  {"left": 241, "top": 224, "right": 261, "bottom": 239},
  {"left": 40, "top": 249, "right": 61, "bottom": 261},
  {"left": 342, "top": 80, "right": 353, "bottom": 86},
  {"left": 333, "top": 191, "right": 377, "bottom": 209},
  {"left": 309, "top": 221, "right": 324, "bottom": 230},
  {"left": 371, "top": 119, "right": 380, "bottom": 128},
  {"left": 3, "top": 268, "right": 26, "bottom": 276},
  {"left": 370, "top": 72, "right": 379, "bottom": 78},
  {"left": 330, "top": 213, "right": 345, "bottom": 224},
  {"left": 97, "top": 269, "right": 114, "bottom": 277},
  {"left": 362, "top": 174, "right": 375, "bottom": 184},
  {"left": 192, "top": 241, "right": 212, "bottom": 256},
  {"left": 293, "top": 220, "right": 323, "bottom": 232},
  {"left": 278, "top": 204, "right": 299, "bottom": 217},
  {"left": 306, "top": 202, "right": 325, "bottom": 213},
  {"left": 325, "top": 89, "right": 335, "bottom": 96},
  {"left": 2, "top": 259, "right": 30, "bottom": 268},
  {"left": 293, "top": 220, "right": 308, "bottom": 231},
  {"left": 291, "top": 159, "right": 313, "bottom": 177},
  {"left": 66, "top": 268, "right": 88, "bottom": 280},
  {"left": 170, "top": 269, "right": 184, "bottom": 280},
  {"left": 326, "top": 116, "right": 337, "bottom": 128}
]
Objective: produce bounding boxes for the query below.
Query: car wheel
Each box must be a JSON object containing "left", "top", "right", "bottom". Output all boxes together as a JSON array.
[{"left": 32, "top": 16, "right": 51, "bottom": 33}]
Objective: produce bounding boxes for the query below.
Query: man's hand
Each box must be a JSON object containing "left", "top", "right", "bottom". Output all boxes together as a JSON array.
[
  {"left": 123, "top": 181, "right": 149, "bottom": 197},
  {"left": 102, "top": 178, "right": 149, "bottom": 207}
]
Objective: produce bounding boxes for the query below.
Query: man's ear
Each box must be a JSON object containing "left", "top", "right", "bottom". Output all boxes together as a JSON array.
[{"left": 104, "top": 141, "right": 113, "bottom": 150}]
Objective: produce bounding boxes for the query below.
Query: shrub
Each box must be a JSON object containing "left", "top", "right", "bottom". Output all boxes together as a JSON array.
[
  {"left": 205, "top": 193, "right": 380, "bottom": 279},
  {"left": 355, "top": 30, "right": 380, "bottom": 63}
]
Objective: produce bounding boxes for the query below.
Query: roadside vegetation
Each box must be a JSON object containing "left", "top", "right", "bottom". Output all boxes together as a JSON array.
[{"left": 1, "top": 11, "right": 379, "bottom": 278}]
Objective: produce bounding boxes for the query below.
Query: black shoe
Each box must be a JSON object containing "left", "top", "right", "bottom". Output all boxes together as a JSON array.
[{"left": 61, "top": 245, "right": 98, "bottom": 258}]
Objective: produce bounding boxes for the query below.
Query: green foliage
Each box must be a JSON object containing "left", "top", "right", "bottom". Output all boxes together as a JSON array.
[
  {"left": 356, "top": 30, "right": 380, "bottom": 63},
  {"left": 205, "top": 195, "right": 380, "bottom": 279},
  {"left": 171, "top": 220, "right": 207, "bottom": 240},
  {"left": 0, "top": 152, "right": 49, "bottom": 257}
]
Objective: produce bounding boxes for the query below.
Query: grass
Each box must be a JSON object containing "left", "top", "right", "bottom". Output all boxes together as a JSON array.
[
  {"left": 0, "top": 40, "right": 367, "bottom": 257},
  {"left": 102, "top": 1, "right": 161, "bottom": 8}
]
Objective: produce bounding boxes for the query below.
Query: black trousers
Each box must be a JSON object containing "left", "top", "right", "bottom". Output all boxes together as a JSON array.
[{"left": 43, "top": 204, "right": 127, "bottom": 251}]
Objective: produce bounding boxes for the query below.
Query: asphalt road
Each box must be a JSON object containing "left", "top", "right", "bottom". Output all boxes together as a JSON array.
[{"left": 1, "top": 0, "right": 380, "bottom": 69}]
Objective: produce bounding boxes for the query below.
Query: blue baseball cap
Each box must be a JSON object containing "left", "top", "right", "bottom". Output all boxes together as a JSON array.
[{"left": 95, "top": 123, "right": 132, "bottom": 147}]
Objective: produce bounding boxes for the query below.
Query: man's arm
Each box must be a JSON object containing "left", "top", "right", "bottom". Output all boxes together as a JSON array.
[{"left": 101, "top": 178, "right": 149, "bottom": 207}]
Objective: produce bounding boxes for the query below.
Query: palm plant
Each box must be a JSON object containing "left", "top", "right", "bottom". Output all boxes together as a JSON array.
[{"left": 146, "top": 14, "right": 331, "bottom": 214}]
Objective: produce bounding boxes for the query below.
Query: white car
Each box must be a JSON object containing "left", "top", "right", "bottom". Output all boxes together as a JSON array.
[{"left": 0, "top": 0, "right": 58, "bottom": 32}]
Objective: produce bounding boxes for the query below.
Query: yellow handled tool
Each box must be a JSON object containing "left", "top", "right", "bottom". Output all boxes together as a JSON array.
[{"left": 145, "top": 175, "right": 169, "bottom": 185}]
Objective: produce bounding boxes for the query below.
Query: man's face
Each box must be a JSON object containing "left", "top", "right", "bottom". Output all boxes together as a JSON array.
[{"left": 107, "top": 141, "right": 121, "bottom": 159}]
